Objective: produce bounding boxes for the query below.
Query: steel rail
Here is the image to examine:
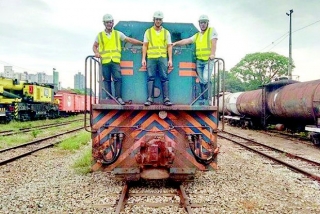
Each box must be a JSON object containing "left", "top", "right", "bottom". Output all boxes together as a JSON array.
[
  {"left": 0, "top": 127, "right": 83, "bottom": 165},
  {"left": 219, "top": 131, "right": 320, "bottom": 182}
]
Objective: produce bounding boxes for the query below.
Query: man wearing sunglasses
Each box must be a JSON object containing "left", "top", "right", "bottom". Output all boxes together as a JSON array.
[
  {"left": 172, "top": 15, "right": 218, "bottom": 101},
  {"left": 142, "top": 11, "right": 173, "bottom": 106},
  {"left": 93, "top": 14, "right": 143, "bottom": 105}
]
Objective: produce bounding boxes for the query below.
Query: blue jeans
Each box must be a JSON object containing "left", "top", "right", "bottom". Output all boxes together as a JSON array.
[
  {"left": 196, "top": 60, "right": 214, "bottom": 84},
  {"left": 146, "top": 57, "right": 168, "bottom": 82},
  {"left": 101, "top": 61, "right": 122, "bottom": 98}
]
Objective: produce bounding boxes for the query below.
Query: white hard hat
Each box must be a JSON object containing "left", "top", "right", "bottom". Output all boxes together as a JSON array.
[
  {"left": 153, "top": 11, "right": 164, "bottom": 19},
  {"left": 198, "top": 14, "right": 209, "bottom": 22},
  {"left": 103, "top": 14, "right": 113, "bottom": 22}
]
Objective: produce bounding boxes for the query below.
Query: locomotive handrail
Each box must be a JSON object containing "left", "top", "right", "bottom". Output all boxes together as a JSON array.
[
  {"left": 84, "top": 55, "right": 100, "bottom": 133},
  {"left": 189, "top": 58, "right": 225, "bottom": 110},
  {"left": 213, "top": 58, "right": 226, "bottom": 130}
]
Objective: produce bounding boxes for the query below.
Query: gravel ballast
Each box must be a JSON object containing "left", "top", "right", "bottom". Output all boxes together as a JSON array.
[{"left": 1, "top": 133, "right": 320, "bottom": 213}]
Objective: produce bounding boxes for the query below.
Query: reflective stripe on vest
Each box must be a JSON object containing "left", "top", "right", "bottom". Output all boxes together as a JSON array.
[
  {"left": 98, "top": 30, "right": 121, "bottom": 64},
  {"left": 147, "top": 27, "right": 168, "bottom": 58},
  {"left": 195, "top": 27, "right": 213, "bottom": 60}
]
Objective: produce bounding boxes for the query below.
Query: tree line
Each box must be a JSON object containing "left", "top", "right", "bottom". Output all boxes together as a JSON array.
[{"left": 219, "top": 52, "right": 294, "bottom": 92}]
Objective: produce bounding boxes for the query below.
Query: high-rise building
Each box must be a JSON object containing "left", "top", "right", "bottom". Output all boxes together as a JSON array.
[
  {"left": 20, "top": 72, "right": 28, "bottom": 81},
  {"left": 53, "top": 68, "right": 60, "bottom": 90},
  {"left": 74, "top": 72, "right": 85, "bottom": 90},
  {"left": 4, "top": 66, "right": 14, "bottom": 79},
  {"left": 1, "top": 66, "right": 53, "bottom": 84}
]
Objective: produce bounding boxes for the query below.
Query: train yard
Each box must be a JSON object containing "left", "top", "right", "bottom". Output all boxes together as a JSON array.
[{"left": 1, "top": 123, "right": 319, "bottom": 213}]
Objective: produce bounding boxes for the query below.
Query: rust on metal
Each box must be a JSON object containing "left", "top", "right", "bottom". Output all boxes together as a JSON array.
[{"left": 115, "top": 183, "right": 129, "bottom": 214}]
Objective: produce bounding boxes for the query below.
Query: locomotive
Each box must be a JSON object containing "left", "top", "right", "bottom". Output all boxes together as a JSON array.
[
  {"left": 85, "top": 21, "right": 222, "bottom": 181},
  {"left": 219, "top": 78, "right": 320, "bottom": 146},
  {"left": 0, "top": 77, "right": 59, "bottom": 123},
  {"left": 0, "top": 77, "right": 93, "bottom": 123}
]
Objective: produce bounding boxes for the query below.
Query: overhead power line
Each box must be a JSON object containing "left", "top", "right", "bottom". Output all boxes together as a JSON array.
[
  {"left": 293, "top": 19, "right": 320, "bottom": 33},
  {"left": 259, "top": 18, "right": 320, "bottom": 52},
  {"left": 0, "top": 59, "right": 39, "bottom": 73},
  {"left": 260, "top": 32, "right": 289, "bottom": 51}
]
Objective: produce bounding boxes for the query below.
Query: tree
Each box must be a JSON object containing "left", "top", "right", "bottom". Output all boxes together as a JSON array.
[
  {"left": 230, "top": 52, "right": 294, "bottom": 91},
  {"left": 222, "top": 70, "right": 246, "bottom": 92}
]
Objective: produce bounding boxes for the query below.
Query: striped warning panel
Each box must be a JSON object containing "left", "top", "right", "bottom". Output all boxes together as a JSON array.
[{"left": 91, "top": 108, "right": 218, "bottom": 172}]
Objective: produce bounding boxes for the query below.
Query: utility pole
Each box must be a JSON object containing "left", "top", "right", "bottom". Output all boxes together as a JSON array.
[{"left": 286, "top": 9, "right": 293, "bottom": 80}]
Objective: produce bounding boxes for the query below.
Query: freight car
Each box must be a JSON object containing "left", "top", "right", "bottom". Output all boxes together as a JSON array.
[
  {"left": 0, "top": 77, "right": 59, "bottom": 123},
  {"left": 54, "top": 91, "right": 97, "bottom": 116},
  {"left": 85, "top": 21, "right": 223, "bottom": 181},
  {"left": 220, "top": 78, "right": 320, "bottom": 146}
]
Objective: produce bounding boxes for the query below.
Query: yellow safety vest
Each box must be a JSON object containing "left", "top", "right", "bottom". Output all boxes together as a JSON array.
[
  {"left": 195, "top": 27, "right": 213, "bottom": 60},
  {"left": 98, "top": 30, "right": 121, "bottom": 64},
  {"left": 146, "top": 27, "right": 168, "bottom": 59}
]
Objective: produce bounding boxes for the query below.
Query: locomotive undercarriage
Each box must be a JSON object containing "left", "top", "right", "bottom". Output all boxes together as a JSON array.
[
  {"left": 1, "top": 102, "right": 60, "bottom": 122},
  {"left": 91, "top": 107, "right": 220, "bottom": 182},
  {"left": 95, "top": 129, "right": 218, "bottom": 182}
]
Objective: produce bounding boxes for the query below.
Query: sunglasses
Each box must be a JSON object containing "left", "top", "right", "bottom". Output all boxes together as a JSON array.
[
  {"left": 155, "top": 18, "right": 163, "bottom": 21},
  {"left": 199, "top": 21, "right": 208, "bottom": 24}
]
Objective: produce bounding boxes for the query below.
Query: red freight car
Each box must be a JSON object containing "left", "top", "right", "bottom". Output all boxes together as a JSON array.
[
  {"left": 75, "top": 94, "right": 85, "bottom": 113},
  {"left": 54, "top": 92, "right": 76, "bottom": 116}
]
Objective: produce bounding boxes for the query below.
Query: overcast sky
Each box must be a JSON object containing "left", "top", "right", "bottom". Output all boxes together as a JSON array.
[{"left": 0, "top": 0, "right": 319, "bottom": 88}]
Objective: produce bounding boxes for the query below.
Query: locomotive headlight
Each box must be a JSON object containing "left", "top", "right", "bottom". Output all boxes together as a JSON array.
[{"left": 158, "top": 111, "right": 167, "bottom": 119}]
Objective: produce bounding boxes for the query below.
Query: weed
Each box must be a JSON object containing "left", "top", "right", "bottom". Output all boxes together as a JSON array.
[{"left": 72, "top": 148, "right": 92, "bottom": 174}]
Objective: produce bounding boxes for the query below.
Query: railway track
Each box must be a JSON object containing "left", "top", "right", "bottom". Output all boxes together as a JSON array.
[
  {"left": 257, "top": 129, "right": 313, "bottom": 146},
  {"left": 0, "top": 127, "right": 83, "bottom": 165},
  {"left": 114, "top": 181, "right": 193, "bottom": 213},
  {"left": 0, "top": 119, "right": 83, "bottom": 137},
  {"left": 218, "top": 131, "right": 320, "bottom": 183},
  {"left": 91, "top": 179, "right": 210, "bottom": 213}
]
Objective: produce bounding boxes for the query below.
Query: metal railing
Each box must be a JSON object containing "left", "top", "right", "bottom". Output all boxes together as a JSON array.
[{"left": 84, "top": 55, "right": 100, "bottom": 132}]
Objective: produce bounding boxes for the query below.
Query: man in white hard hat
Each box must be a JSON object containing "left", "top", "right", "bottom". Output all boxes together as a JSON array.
[
  {"left": 93, "top": 14, "right": 143, "bottom": 105},
  {"left": 172, "top": 14, "right": 218, "bottom": 100},
  {"left": 142, "top": 11, "right": 173, "bottom": 106}
]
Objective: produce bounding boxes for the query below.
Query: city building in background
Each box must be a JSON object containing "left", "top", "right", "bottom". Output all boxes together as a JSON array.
[
  {"left": 53, "top": 68, "right": 61, "bottom": 91},
  {"left": 0, "top": 66, "right": 56, "bottom": 86},
  {"left": 74, "top": 72, "right": 85, "bottom": 91},
  {"left": 3, "top": 66, "right": 14, "bottom": 79}
]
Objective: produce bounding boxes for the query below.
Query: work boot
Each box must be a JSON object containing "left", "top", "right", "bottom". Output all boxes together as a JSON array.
[
  {"left": 162, "top": 81, "right": 173, "bottom": 106},
  {"left": 144, "top": 81, "right": 154, "bottom": 106},
  {"left": 116, "top": 97, "right": 125, "bottom": 105},
  {"left": 144, "top": 97, "right": 153, "bottom": 106},
  {"left": 163, "top": 97, "right": 172, "bottom": 106}
]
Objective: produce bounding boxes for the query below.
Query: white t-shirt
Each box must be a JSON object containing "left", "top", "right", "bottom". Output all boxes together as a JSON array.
[
  {"left": 190, "top": 27, "right": 218, "bottom": 43},
  {"left": 143, "top": 27, "right": 172, "bottom": 44},
  {"left": 95, "top": 30, "right": 127, "bottom": 43}
]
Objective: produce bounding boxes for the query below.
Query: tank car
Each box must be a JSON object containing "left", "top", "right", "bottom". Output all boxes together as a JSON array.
[
  {"left": 85, "top": 21, "right": 222, "bottom": 181},
  {"left": 220, "top": 78, "right": 320, "bottom": 145},
  {"left": 0, "top": 77, "right": 59, "bottom": 123}
]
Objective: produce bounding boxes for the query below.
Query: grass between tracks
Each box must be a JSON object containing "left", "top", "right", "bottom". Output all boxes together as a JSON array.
[{"left": 57, "top": 130, "right": 92, "bottom": 174}]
